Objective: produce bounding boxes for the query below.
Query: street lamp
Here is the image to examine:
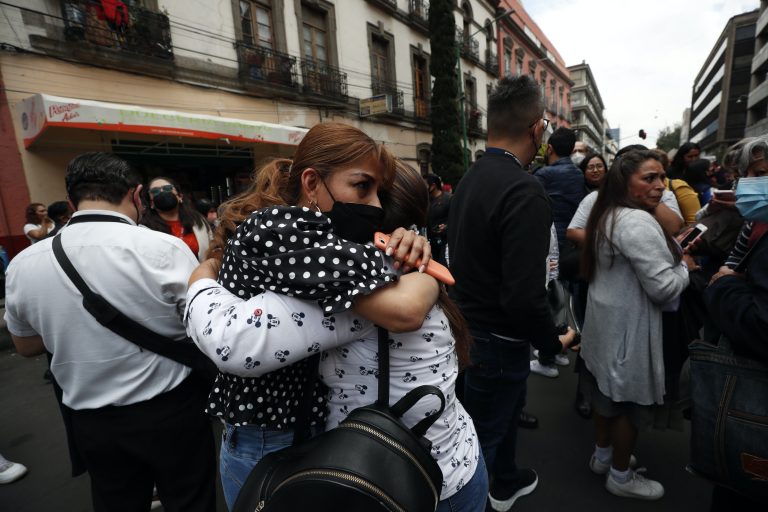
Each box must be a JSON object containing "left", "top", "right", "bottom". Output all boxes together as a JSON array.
[{"left": 457, "top": 8, "right": 514, "bottom": 172}]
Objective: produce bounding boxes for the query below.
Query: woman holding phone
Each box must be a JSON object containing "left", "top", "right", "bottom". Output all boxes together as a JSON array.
[{"left": 580, "top": 150, "right": 690, "bottom": 500}]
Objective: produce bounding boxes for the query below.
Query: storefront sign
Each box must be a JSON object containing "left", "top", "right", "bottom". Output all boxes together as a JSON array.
[
  {"left": 359, "top": 94, "right": 392, "bottom": 117},
  {"left": 18, "top": 94, "right": 308, "bottom": 148}
]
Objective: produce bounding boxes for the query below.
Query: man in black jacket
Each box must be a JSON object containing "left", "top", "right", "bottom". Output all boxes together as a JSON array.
[{"left": 448, "top": 75, "right": 575, "bottom": 511}]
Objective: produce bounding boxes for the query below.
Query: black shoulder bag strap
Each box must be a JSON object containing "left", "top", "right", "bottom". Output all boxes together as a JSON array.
[{"left": 51, "top": 233, "right": 217, "bottom": 379}]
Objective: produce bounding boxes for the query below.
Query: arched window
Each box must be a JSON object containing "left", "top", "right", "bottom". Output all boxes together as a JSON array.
[{"left": 461, "top": 1, "right": 473, "bottom": 35}]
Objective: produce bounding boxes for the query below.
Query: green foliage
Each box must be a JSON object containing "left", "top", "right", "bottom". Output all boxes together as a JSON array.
[
  {"left": 656, "top": 124, "right": 681, "bottom": 152},
  {"left": 429, "top": 0, "right": 464, "bottom": 185}
]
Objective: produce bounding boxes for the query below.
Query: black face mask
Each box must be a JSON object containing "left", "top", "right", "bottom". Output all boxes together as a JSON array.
[
  {"left": 321, "top": 181, "right": 384, "bottom": 244},
  {"left": 153, "top": 191, "right": 179, "bottom": 212}
]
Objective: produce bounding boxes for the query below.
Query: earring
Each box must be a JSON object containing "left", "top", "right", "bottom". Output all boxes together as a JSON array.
[{"left": 309, "top": 200, "right": 321, "bottom": 213}]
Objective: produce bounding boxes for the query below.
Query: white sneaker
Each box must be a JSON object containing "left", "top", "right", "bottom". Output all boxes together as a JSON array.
[
  {"left": 605, "top": 470, "right": 664, "bottom": 500},
  {"left": 532, "top": 349, "right": 570, "bottom": 367},
  {"left": 589, "top": 453, "right": 638, "bottom": 475},
  {"left": 530, "top": 359, "right": 559, "bottom": 378},
  {"left": 0, "top": 460, "right": 28, "bottom": 484}
]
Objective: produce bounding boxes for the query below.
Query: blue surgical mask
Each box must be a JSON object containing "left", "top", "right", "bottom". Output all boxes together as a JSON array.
[{"left": 734, "top": 176, "right": 768, "bottom": 221}]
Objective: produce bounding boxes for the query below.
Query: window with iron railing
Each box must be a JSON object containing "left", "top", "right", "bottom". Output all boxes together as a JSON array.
[
  {"left": 61, "top": 0, "right": 173, "bottom": 59},
  {"left": 368, "top": 0, "right": 397, "bottom": 12},
  {"left": 236, "top": 42, "right": 298, "bottom": 88},
  {"left": 485, "top": 48, "right": 499, "bottom": 76},
  {"left": 409, "top": 0, "right": 429, "bottom": 25},
  {"left": 467, "top": 110, "right": 483, "bottom": 134},
  {"left": 301, "top": 59, "right": 348, "bottom": 99},
  {"left": 456, "top": 28, "right": 480, "bottom": 63},
  {"left": 302, "top": 4, "right": 328, "bottom": 65},
  {"left": 240, "top": 0, "right": 274, "bottom": 49}
]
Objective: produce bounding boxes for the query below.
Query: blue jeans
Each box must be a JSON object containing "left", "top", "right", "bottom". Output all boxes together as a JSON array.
[
  {"left": 219, "top": 423, "right": 323, "bottom": 510},
  {"left": 437, "top": 454, "right": 489, "bottom": 512},
  {"left": 463, "top": 329, "right": 530, "bottom": 485}
]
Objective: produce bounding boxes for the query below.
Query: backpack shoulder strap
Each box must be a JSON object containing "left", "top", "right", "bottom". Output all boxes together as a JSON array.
[{"left": 377, "top": 326, "right": 390, "bottom": 407}]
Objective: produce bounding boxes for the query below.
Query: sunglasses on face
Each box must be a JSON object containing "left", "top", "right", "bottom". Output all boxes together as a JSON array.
[{"left": 149, "top": 184, "right": 174, "bottom": 197}]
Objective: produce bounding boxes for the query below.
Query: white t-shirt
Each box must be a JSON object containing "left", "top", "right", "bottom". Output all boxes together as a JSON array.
[
  {"left": 5, "top": 210, "right": 197, "bottom": 409},
  {"left": 319, "top": 303, "right": 480, "bottom": 500},
  {"left": 568, "top": 190, "right": 682, "bottom": 231},
  {"left": 23, "top": 223, "right": 43, "bottom": 243}
]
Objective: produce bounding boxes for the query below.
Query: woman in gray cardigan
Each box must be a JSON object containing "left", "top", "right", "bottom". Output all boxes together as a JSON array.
[{"left": 580, "top": 150, "right": 690, "bottom": 501}]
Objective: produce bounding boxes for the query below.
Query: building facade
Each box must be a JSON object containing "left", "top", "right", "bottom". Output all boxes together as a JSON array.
[
  {"left": 496, "top": 0, "right": 572, "bottom": 132},
  {"left": 0, "top": 0, "right": 500, "bottom": 256},
  {"left": 604, "top": 122, "right": 619, "bottom": 161},
  {"left": 689, "top": 10, "right": 757, "bottom": 155},
  {"left": 567, "top": 61, "right": 604, "bottom": 151},
  {"left": 680, "top": 107, "right": 691, "bottom": 143},
  {"left": 746, "top": 0, "right": 768, "bottom": 137}
]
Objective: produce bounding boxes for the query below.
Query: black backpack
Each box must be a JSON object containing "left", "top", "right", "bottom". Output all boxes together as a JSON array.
[{"left": 233, "top": 327, "right": 446, "bottom": 512}]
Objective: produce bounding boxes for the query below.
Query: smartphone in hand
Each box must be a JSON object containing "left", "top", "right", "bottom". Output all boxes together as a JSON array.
[
  {"left": 373, "top": 232, "right": 456, "bottom": 286},
  {"left": 680, "top": 223, "right": 708, "bottom": 249},
  {"left": 712, "top": 189, "right": 736, "bottom": 202}
]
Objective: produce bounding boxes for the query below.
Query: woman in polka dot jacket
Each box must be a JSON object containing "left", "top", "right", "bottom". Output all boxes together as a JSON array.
[{"left": 185, "top": 123, "right": 440, "bottom": 509}]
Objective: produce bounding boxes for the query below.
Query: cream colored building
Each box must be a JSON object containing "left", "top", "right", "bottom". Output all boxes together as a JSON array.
[{"left": 0, "top": 0, "right": 501, "bottom": 256}]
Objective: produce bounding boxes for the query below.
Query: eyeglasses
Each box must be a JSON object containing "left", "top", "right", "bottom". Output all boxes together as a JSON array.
[
  {"left": 586, "top": 164, "right": 606, "bottom": 171},
  {"left": 149, "top": 184, "right": 174, "bottom": 197},
  {"left": 529, "top": 118, "right": 550, "bottom": 131}
]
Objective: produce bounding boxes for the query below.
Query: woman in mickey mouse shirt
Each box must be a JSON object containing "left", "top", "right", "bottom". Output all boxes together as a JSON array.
[
  {"left": 317, "top": 162, "right": 484, "bottom": 511},
  {"left": 186, "top": 123, "right": 440, "bottom": 509}
]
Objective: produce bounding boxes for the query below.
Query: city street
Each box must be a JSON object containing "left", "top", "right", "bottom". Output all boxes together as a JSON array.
[{"left": 0, "top": 341, "right": 713, "bottom": 511}]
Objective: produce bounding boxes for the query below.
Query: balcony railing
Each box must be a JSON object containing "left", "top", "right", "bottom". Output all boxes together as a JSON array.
[
  {"left": 301, "top": 60, "right": 348, "bottom": 100},
  {"left": 367, "top": 0, "right": 398, "bottom": 13},
  {"left": 484, "top": 49, "right": 499, "bottom": 76},
  {"left": 61, "top": 0, "right": 173, "bottom": 60},
  {"left": 372, "top": 81, "right": 405, "bottom": 114},
  {"left": 409, "top": 0, "right": 429, "bottom": 27},
  {"left": 456, "top": 28, "right": 480, "bottom": 64},
  {"left": 235, "top": 42, "right": 298, "bottom": 89},
  {"left": 414, "top": 97, "right": 430, "bottom": 120},
  {"left": 467, "top": 109, "right": 483, "bottom": 135}
]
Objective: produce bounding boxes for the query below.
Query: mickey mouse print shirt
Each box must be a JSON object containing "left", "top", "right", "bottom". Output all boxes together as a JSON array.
[{"left": 318, "top": 304, "right": 480, "bottom": 500}]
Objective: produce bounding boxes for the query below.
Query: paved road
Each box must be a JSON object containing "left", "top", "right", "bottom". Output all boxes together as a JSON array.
[{"left": 0, "top": 344, "right": 713, "bottom": 512}]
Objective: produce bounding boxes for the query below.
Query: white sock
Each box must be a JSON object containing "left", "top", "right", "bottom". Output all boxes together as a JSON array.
[
  {"left": 594, "top": 444, "right": 613, "bottom": 464},
  {"left": 610, "top": 466, "right": 631, "bottom": 484}
]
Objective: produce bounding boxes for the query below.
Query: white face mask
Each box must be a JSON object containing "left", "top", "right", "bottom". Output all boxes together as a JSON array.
[{"left": 571, "top": 153, "right": 586, "bottom": 166}]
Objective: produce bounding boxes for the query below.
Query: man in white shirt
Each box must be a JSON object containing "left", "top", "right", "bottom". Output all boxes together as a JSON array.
[{"left": 4, "top": 152, "right": 215, "bottom": 512}]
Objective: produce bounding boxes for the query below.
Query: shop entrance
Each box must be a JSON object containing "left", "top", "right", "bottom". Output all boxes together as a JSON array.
[{"left": 113, "top": 140, "right": 259, "bottom": 206}]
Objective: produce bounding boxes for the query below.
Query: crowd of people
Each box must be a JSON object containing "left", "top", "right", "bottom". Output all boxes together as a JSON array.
[{"left": 1, "top": 73, "right": 766, "bottom": 511}]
